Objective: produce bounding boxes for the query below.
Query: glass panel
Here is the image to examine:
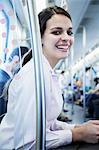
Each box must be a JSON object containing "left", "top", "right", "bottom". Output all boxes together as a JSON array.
[{"left": 0, "top": 0, "right": 30, "bottom": 128}]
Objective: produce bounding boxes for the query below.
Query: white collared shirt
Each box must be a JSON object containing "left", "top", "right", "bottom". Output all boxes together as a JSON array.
[{"left": 0, "top": 55, "right": 75, "bottom": 149}]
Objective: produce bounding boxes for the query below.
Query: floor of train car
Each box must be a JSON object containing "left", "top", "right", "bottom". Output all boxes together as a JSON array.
[{"left": 58, "top": 101, "right": 90, "bottom": 124}]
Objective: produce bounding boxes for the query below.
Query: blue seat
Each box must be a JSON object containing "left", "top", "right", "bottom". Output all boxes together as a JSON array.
[{"left": 0, "top": 69, "right": 10, "bottom": 123}]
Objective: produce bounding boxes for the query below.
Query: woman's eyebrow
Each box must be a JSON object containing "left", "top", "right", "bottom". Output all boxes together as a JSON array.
[
  {"left": 50, "top": 27, "right": 62, "bottom": 30},
  {"left": 50, "top": 27, "right": 73, "bottom": 30},
  {"left": 69, "top": 27, "right": 73, "bottom": 30}
]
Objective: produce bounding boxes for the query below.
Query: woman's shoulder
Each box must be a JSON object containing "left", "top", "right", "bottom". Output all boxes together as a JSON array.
[
  {"left": 10, "top": 60, "right": 34, "bottom": 88},
  {"left": 20, "top": 59, "right": 34, "bottom": 74}
]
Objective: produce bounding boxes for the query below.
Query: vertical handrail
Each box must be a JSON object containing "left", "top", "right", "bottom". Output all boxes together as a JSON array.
[
  {"left": 26, "top": 0, "right": 46, "bottom": 150},
  {"left": 82, "top": 26, "right": 86, "bottom": 121},
  {"left": 70, "top": 46, "right": 74, "bottom": 115}
]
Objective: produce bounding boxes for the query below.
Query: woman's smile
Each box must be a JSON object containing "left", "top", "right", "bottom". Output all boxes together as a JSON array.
[{"left": 55, "top": 43, "right": 70, "bottom": 52}]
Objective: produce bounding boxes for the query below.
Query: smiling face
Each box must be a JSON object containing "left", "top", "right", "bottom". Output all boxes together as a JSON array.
[{"left": 42, "top": 14, "right": 74, "bottom": 68}]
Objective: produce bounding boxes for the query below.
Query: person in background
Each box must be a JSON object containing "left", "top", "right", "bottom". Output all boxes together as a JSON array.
[
  {"left": 91, "top": 77, "right": 99, "bottom": 93},
  {"left": 58, "top": 70, "right": 72, "bottom": 122},
  {"left": 58, "top": 70, "right": 66, "bottom": 101},
  {"left": 85, "top": 77, "right": 99, "bottom": 118},
  {"left": 0, "top": 46, "right": 29, "bottom": 123},
  {"left": 0, "top": 6, "right": 99, "bottom": 149}
]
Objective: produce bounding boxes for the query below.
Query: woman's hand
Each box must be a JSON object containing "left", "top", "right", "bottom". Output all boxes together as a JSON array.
[{"left": 72, "top": 120, "right": 99, "bottom": 143}]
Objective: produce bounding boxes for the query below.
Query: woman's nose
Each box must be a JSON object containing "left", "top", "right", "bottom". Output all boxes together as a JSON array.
[{"left": 61, "top": 32, "right": 69, "bottom": 41}]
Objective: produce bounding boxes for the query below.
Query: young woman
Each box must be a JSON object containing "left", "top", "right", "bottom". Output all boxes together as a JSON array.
[{"left": 0, "top": 6, "right": 99, "bottom": 149}]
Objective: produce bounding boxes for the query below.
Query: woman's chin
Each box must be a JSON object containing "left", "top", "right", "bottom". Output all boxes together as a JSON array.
[{"left": 60, "top": 53, "right": 69, "bottom": 59}]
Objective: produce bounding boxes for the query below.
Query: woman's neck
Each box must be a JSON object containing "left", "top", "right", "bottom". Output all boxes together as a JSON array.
[{"left": 43, "top": 54, "right": 58, "bottom": 69}]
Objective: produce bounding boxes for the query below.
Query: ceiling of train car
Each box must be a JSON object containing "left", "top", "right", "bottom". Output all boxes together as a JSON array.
[{"left": 71, "top": 0, "right": 99, "bottom": 64}]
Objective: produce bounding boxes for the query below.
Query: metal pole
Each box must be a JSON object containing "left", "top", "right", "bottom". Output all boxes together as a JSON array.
[
  {"left": 82, "top": 26, "right": 86, "bottom": 121},
  {"left": 26, "top": 0, "right": 46, "bottom": 149},
  {"left": 70, "top": 46, "right": 74, "bottom": 115}
]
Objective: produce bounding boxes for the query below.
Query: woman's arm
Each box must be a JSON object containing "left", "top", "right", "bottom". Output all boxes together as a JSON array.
[
  {"left": 72, "top": 120, "right": 99, "bottom": 143},
  {"left": 50, "top": 119, "right": 75, "bottom": 130}
]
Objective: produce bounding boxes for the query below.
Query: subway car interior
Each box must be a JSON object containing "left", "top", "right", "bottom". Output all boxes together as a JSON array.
[{"left": 0, "top": 0, "right": 99, "bottom": 149}]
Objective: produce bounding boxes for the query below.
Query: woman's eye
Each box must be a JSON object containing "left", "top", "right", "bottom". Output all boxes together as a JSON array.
[
  {"left": 67, "top": 30, "right": 73, "bottom": 36},
  {"left": 51, "top": 31, "right": 61, "bottom": 35}
]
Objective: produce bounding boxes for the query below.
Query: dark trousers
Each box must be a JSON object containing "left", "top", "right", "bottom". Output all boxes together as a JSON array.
[{"left": 85, "top": 94, "right": 99, "bottom": 118}]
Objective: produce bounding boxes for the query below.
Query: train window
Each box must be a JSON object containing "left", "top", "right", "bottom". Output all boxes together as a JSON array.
[
  {"left": 0, "top": 0, "right": 30, "bottom": 123},
  {"left": 0, "top": 1, "right": 29, "bottom": 64}
]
